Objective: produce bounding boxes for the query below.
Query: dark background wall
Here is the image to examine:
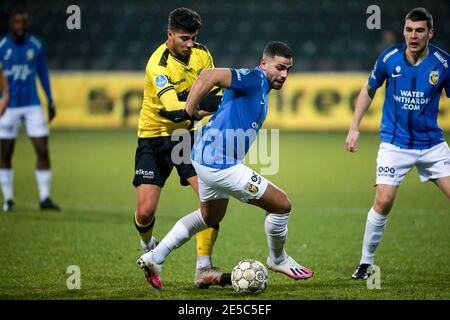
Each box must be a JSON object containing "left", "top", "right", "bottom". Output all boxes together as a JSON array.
[{"left": 1, "top": 0, "right": 448, "bottom": 71}]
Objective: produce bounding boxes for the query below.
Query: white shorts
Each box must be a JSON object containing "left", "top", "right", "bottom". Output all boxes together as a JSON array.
[
  {"left": 375, "top": 142, "right": 450, "bottom": 186},
  {"left": 192, "top": 161, "right": 269, "bottom": 203},
  {"left": 0, "top": 106, "right": 49, "bottom": 139}
]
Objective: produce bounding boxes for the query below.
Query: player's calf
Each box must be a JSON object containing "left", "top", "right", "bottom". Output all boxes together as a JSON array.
[{"left": 373, "top": 185, "right": 397, "bottom": 215}]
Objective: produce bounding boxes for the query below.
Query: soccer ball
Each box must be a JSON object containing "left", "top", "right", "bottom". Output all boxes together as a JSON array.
[{"left": 231, "top": 259, "right": 268, "bottom": 294}]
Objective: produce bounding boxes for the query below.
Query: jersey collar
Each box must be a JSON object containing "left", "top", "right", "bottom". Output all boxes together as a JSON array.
[
  {"left": 255, "top": 66, "right": 270, "bottom": 92},
  {"left": 8, "top": 33, "right": 29, "bottom": 46},
  {"left": 164, "top": 43, "right": 191, "bottom": 67}
]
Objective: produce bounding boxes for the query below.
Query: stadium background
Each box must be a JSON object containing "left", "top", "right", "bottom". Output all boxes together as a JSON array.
[{"left": 0, "top": 0, "right": 449, "bottom": 301}]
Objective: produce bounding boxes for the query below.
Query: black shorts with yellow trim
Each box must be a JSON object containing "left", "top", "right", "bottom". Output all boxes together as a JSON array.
[{"left": 132, "top": 132, "right": 196, "bottom": 188}]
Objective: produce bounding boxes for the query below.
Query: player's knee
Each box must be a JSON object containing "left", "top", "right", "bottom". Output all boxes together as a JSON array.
[
  {"left": 36, "top": 149, "right": 50, "bottom": 163},
  {"left": 374, "top": 194, "right": 395, "bottom": 214},
  {"left": 434, "top": 178, "right": 450, "bottom": 200},
  {"left": 0, "top": 151, "right": 13, "bottom": 166},
  {"left": 0, "top": 159, "right": 12, "bottom": 168},
  {"left": 136, "top": 202, "right": 157, "bottom": 225},
  {"left": 203, "top": 216, "right": 222, "bottom": 226},
  {"left": 282, "top": 198, "right": 292, "bottom": 214},
  {"left": 276, "top": 196, "right": 291, "bottom": 214},
  {"left": 200, "top": 209, "right": 223, "bottom": 226}
]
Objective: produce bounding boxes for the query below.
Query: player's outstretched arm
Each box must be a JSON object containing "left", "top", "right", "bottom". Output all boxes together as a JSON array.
[
  {"left": 346, "top": 82, "right": 376, "bottom": 153},
  {"left": 0, "top": 68, "right": 9, "bottom": 116},
  {"left": 185, "top": 68, "right": 231, "bottom": 119}
]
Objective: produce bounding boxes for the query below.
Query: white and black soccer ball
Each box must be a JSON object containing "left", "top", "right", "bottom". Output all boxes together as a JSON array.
[{"left": 231, "top": 259, "right": 268, "bottom": 294}]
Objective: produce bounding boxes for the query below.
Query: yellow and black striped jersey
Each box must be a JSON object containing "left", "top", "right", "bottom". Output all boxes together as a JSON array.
[{"left": 138, "top": 42, "right": 215, "bottom": 138}]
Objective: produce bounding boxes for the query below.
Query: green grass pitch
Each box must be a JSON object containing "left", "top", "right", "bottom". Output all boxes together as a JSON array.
[{"left": 0, "top": 129, "right": 448, "bottom": 299}]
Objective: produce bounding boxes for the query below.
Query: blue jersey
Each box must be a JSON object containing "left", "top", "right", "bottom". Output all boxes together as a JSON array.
[
  {"left": 192, "top": 67, "right": 269, "bottom": 168},
  {"left": 368, "top": 43, "right": 450, "bottom": 149},
  {"left": 0, "top": 34, "right": 52, "bottom": 108}
]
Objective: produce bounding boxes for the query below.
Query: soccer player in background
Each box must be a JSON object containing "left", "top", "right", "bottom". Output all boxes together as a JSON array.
[
  {"left": 346, "top": 7, "right": 450, "bottom": 279},
  {"left": 133, "top": 7, "right": 229, "bottom": 289},
  {"left": 137, "top": 41, "right": 314, "bottom": 289},
  {"left": 0, "top": 9, "right": 59, "bottom": 212}
]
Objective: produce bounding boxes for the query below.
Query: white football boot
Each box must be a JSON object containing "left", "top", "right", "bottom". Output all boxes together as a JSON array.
[
  {"left": 267, "top": 256, "right": 314, "bottom": 280},
  {"left": 194, "top": 267, "right": 231, "bottom": 289},
  {"left": 137, "top": 250, "right": 163, "bottom": 289}
]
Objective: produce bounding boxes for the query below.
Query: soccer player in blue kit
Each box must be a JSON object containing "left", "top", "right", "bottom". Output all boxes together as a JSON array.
[
  {"left": 0, "top": 9, "right": 59, "bottom": 212},
  {"left": 346, "top": 8, "right": 450, "bottom": 279},
  {"left": 137, "top": 41, "right": 314, "bottom": 289}
]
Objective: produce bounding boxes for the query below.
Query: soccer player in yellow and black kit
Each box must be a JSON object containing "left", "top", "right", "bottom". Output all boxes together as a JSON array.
[{"left": 133, "top": 7, "right": 229, "bottom": 289}]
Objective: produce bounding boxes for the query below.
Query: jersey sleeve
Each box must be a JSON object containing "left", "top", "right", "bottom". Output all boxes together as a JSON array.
[
  {"left": 36, "top": 44, "right": 53, "bottom": 103},
  {"left": 229, "top": 68, "right": 262, "bottom": 94},
  {"left": 147, "top": 65, "right": 185, "bottom": 111},
  {"left": 444, "top": 68, "right": 450, "bottom": 98},
  {"left": 367, "top": 53, "right": 388, "bottom": 90},
  {"left": 159, "top": 89, "right": 186, "bottom": 111}
]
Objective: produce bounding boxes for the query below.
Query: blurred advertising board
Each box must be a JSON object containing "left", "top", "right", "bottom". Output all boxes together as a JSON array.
[{"left": 40, "top": 72, "right": 450, "bottom": 131}]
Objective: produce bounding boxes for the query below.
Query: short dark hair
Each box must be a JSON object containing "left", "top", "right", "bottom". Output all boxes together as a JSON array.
[
  {"left": 9, "top": 8, "right": 29, "bottom": 26},
  {"left": 405, "top": 7, "right": 433, "bottom": 29},
  {"left": 263, "top": 41, "right": 293, "bottom": 59},
  {"left": 168, "top": 7, "right": 202, "bottom": 33},
  {"left": 10, "top": 7, "right": 28, "bottom": 18}
]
